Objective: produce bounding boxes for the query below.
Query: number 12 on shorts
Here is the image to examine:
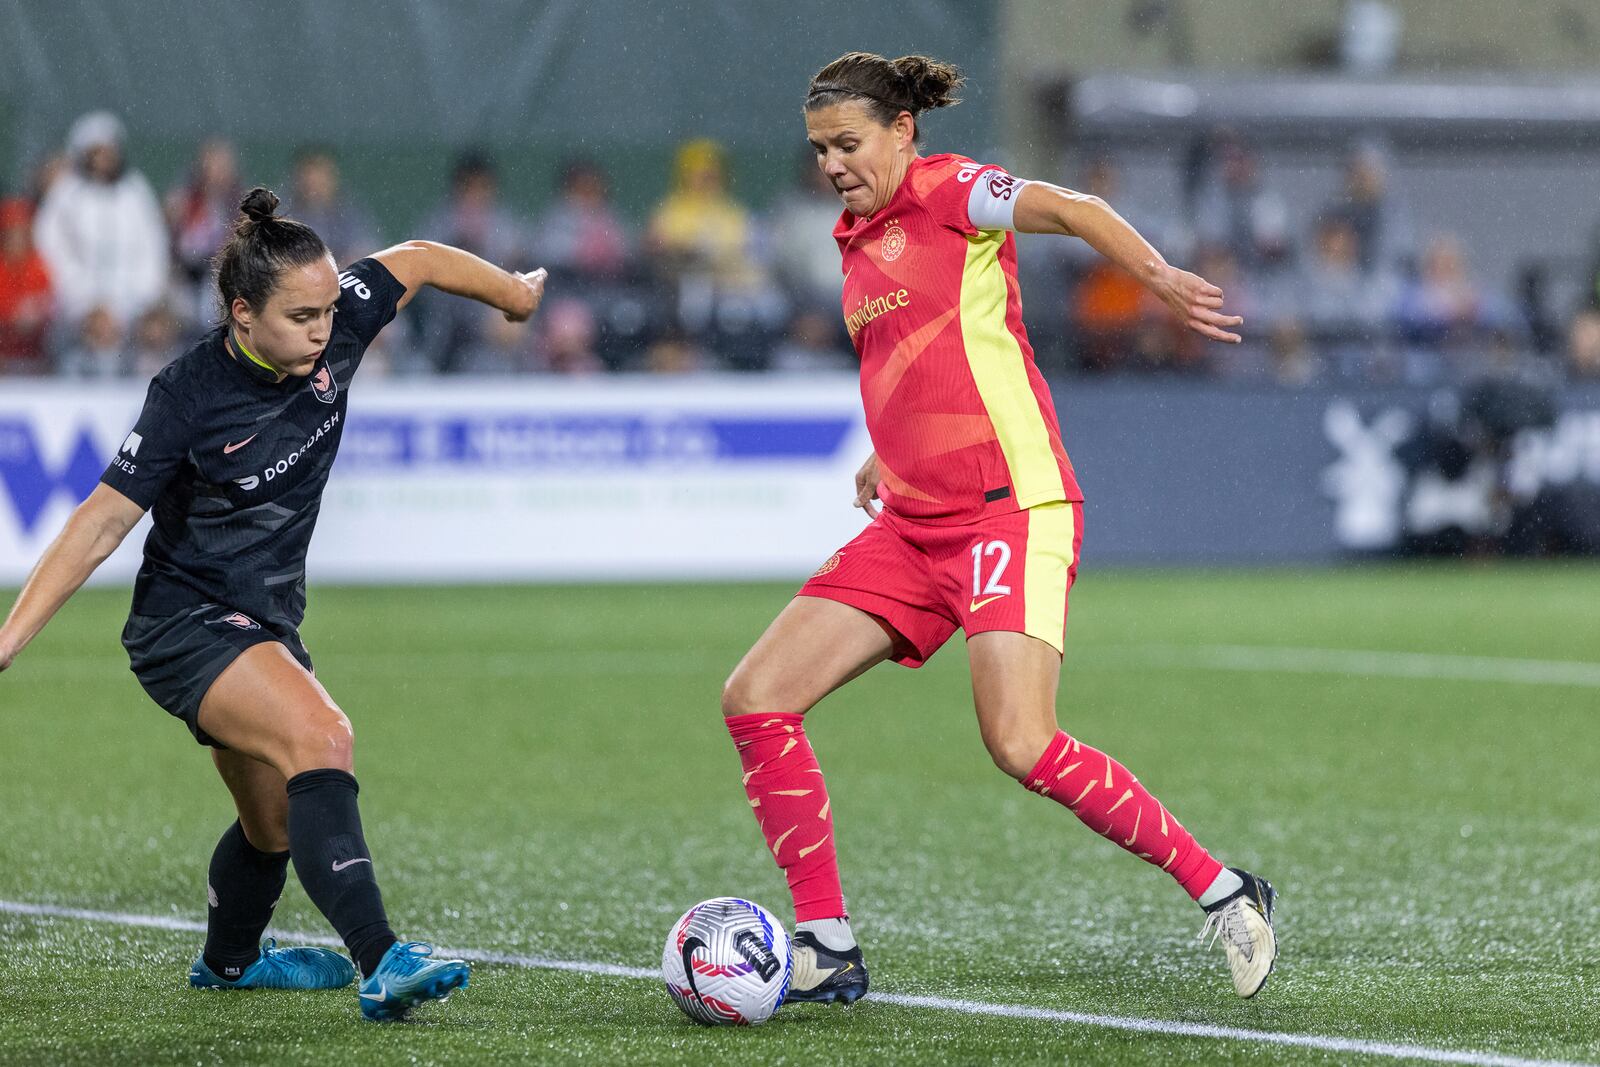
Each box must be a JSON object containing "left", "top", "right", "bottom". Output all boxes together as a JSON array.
[{"left": 970, "top": 539, "right": 1012, "bottom": 608}]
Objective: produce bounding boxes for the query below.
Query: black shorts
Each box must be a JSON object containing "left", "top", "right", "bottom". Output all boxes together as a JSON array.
[{"left": 122, "top": 604, "right": 312, "bottom": 747}]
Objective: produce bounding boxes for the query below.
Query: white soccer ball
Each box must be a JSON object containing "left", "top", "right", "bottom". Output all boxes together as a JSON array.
[{"left": 662, "top": 897, "right": 792, "bottom": 1026}]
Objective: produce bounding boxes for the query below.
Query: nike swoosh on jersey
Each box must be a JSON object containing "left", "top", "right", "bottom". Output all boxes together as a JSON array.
[
  {"left": 332, "top": 857, "right": 372, "bottom": 872},
  {"left": 969, "top": 594, "right": 1008, "bottom": 612},
  {"left": 222, "top": 434, "right": 259, "bottom": 454}
]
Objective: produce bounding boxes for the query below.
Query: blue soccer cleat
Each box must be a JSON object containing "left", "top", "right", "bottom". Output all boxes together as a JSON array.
[
  {"left": 358, "top": 941, "right": 470, "bottom": 1021},
  {"left": 189, "top": 938, "right": 356, "bottom": 990}
]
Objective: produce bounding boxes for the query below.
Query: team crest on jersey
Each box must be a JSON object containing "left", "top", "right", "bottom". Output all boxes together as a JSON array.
[
  {"left": 311, "top": 364, "right": 338, "bottom": 404},
  {"left": 812, "top": 551, "right": 843, "bottom": 578},
  {"left": 218, "top": 612, "right": 260, "bottom": 631},
  {"left": 881, "top": 223, "right": 907, "bottom": 262}
]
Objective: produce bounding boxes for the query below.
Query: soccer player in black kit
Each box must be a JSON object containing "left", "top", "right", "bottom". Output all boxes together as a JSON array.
[{"left": 0, "top": 188, "right": 546, "bottom": 1021}]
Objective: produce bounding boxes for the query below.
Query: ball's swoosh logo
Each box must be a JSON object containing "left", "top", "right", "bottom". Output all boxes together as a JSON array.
[
  {"left": 681, "top": 935, "right": 707, "bottom": 997},
  {"left": 222, "top": 434, "right": 258, "bottom": 454}
]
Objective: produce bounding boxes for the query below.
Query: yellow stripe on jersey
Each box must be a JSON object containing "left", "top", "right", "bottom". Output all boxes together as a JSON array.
[
  {"left": 959, "top": 231, "right": 1066, "bottom": 509},
  {"left": 1023, "top": 501, "right": 1075, "bottom": 654}
]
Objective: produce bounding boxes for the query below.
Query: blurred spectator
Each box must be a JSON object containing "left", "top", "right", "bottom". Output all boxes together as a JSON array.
[
  {"left": 771, "top": 309, "right": 853, "bottom": 373},
  {"left": 648, "top": 138, "right": 765, "bottom": 291},
  {"left": 767, "top": 155, "right": 847, "bottom": 312},
  {"left": 1394, "top": 234, "right": 1522, "bottom": 383},
  {"left": 1192, "top": 130, "right": 1291, "bottom": 271},
  {"left": 644, "top": 323, "right": 713, "bottom": 374},
  {"left": 417, "top": 150, "right": 531, "bottom": 371},
  {"left": 1069, "top": 256, "right": 1152, "bottom": 373},
  {"left": 32, "top": 111, "right": 169, "bottom": 331},
  {"left": 288, "top": 146, "right": 379, "bottom": 266},
  {"left": 1567, "top": 311, "right": 1600, "bottom": 380},
  {"left": 421, "top": 150, "right": 529, "bottom": 266},
  {"left": 57, "top": 306, "right": 124, "bottom": 378},
  {"left": 1324, "top": 140, "right": 1412, "bottom": 276},
  {"left": 537, "top": 298, "right": 604, "bottom": 376},
  {"left": 533, "top": 159, "right": 633, "bottom": 280},
  {"left": 456, "top": 307, "right": 536, "bottom": 375},
  {"left": 1290, "top": 212, "right": 1397, "bottom": 379},
  {"left": 0, "top": 198, "right": 54, "bottom": 375},
  {"left": 166, "top": 136, "right": 242, "bottom": 323},
  {"left": 128, "top": 304, "right": 183, "bottom": 378}
]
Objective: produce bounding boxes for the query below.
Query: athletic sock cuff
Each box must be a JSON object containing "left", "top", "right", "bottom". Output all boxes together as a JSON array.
[
  {"left": 1020, "top": 730, "right": 1073, "bottom": 793},
  {"left": 725, "top": 712, "right": 805, "bottom": 745},
  {"left": 286, "top": 767, "right": 359, "bottom": 797},
  {"left": 225, "top": 819, "right": 291, "bottom": 861}
]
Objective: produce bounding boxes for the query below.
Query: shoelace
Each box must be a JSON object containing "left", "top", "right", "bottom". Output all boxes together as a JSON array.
[
  {"left": 385, "top": 941, "right": 436, "bottom": 978},
  {"left": 1197, "top": 901, "right": 1256, "bottom": 961}
]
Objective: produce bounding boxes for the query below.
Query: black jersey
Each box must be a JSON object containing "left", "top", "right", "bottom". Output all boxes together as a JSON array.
[{"left": 100, "top": 257, "right": 406, "bottom": 631}]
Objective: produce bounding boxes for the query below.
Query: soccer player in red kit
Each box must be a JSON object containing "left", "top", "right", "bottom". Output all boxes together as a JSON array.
[{"left": 722, "top": 52, "right": 1278, "bottom": 1004}]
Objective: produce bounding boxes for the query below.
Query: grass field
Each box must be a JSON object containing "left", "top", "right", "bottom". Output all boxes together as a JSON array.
[{"left": 2, "top": 566, "right": 1598, "bottom": 1066}]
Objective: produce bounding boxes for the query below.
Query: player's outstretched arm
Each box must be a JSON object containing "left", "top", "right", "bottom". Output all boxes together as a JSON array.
[
  {"left": 1013, "top": 183, "right": 1244, "bottom": 344},
  {"left": 0, "top": 485, "right": 145, "bottom": 673},
  {"left": 371, "top": 240, "right": 547, "bottom": 321}
]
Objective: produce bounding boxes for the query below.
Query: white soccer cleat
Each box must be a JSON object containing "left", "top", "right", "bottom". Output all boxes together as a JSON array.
[{"left": 1197, "top": 868, "right": 1277, "bottom": 998}]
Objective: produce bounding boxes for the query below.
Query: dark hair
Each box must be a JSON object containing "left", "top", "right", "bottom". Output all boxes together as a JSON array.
[
  {"left": 805, "top": 52, "right": 964, "bottom": 136},
  {"left": 213, "top": 187, "right": 329, "bottom": 323}
]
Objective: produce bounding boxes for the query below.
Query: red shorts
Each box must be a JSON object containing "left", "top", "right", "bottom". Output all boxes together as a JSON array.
[{"left": 798, "top": 501, "right": 1084, "bottom": 667}]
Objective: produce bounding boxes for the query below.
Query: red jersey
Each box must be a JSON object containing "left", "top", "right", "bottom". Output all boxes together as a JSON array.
[{"left": 834, "top": 154, "right": 1082, "bottom": 525}]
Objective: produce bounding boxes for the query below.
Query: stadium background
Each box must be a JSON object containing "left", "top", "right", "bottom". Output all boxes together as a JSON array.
[{"left": 3, "top": 4, "right": 1599, "bottom": 1065}]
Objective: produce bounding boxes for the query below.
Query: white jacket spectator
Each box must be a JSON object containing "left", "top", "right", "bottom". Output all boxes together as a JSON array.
[{"left": 32, "top": 111, "right": 169, "bottom": 329}]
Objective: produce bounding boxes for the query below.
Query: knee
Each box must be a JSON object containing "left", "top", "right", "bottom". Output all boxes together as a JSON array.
[
  {"left": 984, "top": 727, "right": 1054, "bottom": 781},
  {"left": 721, "top": 669, "right": 760, "bottom": 719},
  {"left": 721, "top": 666, "right": 808, "bottom": 720},
  {"left": 281, "top": 706, "right": 355, "bottom": 775}
]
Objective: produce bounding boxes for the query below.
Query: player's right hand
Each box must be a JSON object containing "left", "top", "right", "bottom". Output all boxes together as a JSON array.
[
  {"left": 504, "top": 268, "right": 548, "bottom": 323},
  {"left": 0, "top": 641, "right": 16, "bottom": 673},
  {"left": 853, "top": 452, "right": 882, "bottom": 518}
]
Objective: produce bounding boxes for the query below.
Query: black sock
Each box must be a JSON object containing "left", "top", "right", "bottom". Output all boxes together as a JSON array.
[
  {"left": 285, "top": 768, "right": 398, "bottom": 978},
  {"left": 202, "top": 820, "right": 290, "bottom": 980}
]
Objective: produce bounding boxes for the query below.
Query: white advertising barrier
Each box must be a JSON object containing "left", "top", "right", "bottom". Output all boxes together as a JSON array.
[{"left": 0, "top": 377, "right": 876, "bottom": 585}]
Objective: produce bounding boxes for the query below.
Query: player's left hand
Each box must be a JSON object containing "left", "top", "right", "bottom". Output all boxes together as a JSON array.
[
  {"left": 1152, "top": 265, "right": 1243, "bottom": 343},
  {"left": 853, "top": 452, "right": 882, "bottom": 518},
  {"left": 504, "top": 268, "right": 548, "bottom": 323}
]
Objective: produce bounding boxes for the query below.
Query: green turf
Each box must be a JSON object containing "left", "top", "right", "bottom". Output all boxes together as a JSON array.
[{"left": 2, "top": 566, "right": 1598, "bottom": 1065}]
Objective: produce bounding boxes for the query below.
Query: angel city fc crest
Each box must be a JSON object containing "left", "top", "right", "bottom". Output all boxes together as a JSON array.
[
  {"left": 881, "top": 222, "right": 907, "bottom": 262},
  {"left": 311, "top": 364, "right": 338, "bottom": 404}
]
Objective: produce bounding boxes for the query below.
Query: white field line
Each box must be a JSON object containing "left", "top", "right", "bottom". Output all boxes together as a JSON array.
[
  {"left": 1081, "top": 644, "right": 1600, "bottom": 690},
  {"left": 2, "top": 899, "right": 1594, "bottom": 1067}
]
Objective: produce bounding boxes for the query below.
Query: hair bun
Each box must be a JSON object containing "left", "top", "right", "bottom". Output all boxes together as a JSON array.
[
  {"left": 891, "top": 54, "right": 964, "bottom": 112},
  {"left": 239, "top": 187, "right": 281, "bottom": 223}
]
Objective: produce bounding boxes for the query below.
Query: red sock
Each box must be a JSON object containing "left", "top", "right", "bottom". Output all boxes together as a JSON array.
[
  {"left": 1023, "top": 730, "right": 1223, "bottom": 900},
  {"left": 725, "top": 712, "right": 844, "bottom": 923}
]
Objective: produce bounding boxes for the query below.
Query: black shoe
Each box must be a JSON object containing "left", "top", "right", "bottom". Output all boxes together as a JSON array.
[
  {"left": 1198, "top": 868, "right": 1278, "bottom": 998},
  {"left": 785, "top": 930, "right": 869, "bottom": 1005}
]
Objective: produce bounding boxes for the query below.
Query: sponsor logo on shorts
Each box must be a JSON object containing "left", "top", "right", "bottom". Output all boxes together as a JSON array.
[
  {"left": 881, "top": 222, "right": 907, "bottom": 262},
  {"left": 217, "top": 612, "right": 260, "bottom": 630},
  {"left": 811, "top": 551, "right": 843, "bottom": 578},
  {"left": 969, "top": 593, "right": 1008, "bottom": 612},
  {"left": 311, "top": 365, "right": 338, "bottom": 404}
]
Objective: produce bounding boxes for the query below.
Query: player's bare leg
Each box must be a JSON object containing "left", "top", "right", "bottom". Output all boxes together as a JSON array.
[
  {"left": 967, "top": 631, "right": 1277, "bottom": 998},
  {"left": 198, "top": 645, "right": 468, "bottom": 1017},
  {"left": 723, "top": 595, "right": 895, "bottom": 1003}
]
